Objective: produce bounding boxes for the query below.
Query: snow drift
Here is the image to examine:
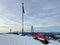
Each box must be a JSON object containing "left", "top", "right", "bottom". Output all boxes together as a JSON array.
[{"left": 0, "top": 34, "right": 60, "bottom": 45}]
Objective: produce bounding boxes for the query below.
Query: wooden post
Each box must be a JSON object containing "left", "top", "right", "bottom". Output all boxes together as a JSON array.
[{"left": 10, "top": 28, "right": 11, "bottom": 33}]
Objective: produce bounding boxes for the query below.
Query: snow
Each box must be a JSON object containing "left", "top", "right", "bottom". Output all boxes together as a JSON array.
[{"left": 0, "top": 34, "right": 60, "bottom": 45}]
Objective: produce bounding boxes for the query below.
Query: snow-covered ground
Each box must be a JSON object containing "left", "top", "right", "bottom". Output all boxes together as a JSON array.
[{"left": 0, "top": 34, "right": 60, "bottom": 45}]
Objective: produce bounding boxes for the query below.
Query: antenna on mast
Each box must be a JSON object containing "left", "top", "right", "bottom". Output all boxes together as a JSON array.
[{"left": 21, "top": 2, "right": 25, "bottom": 35}]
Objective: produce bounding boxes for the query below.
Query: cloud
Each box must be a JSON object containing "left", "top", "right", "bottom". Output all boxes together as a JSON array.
[
  {"left": 0, "top": 0, "right": 60, "bottom": 27},
  {"left": 0, "top": 5, "right": 21, "bottom": 26},
  {"left": 23, "top": 0, "right": 60, "bottom": 27},
  {"left": 0, "top": 0, "right": 58, "bottom": 27},
  {"left": 0, "top": 0, "right": 60, "bottom": 33}
]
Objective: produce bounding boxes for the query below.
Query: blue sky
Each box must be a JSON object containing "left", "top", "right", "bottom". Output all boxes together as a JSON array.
[{"left": 0, "top": 0, "right": 60, "bottom": 32}]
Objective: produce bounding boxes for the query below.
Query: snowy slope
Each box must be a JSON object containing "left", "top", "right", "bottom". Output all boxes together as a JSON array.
[{"left": 0, "top": 34, "right": 60, "bottom": 45}]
